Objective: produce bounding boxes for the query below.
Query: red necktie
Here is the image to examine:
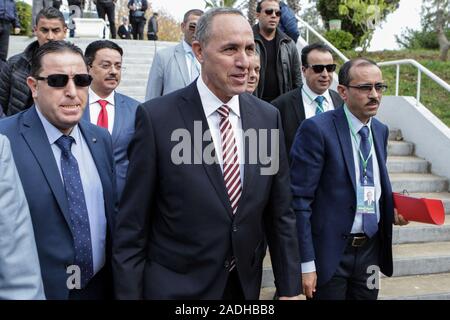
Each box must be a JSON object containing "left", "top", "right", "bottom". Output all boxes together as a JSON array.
[
  {"left": 97, "top": 99, "right": 109, "bottom": 129},
  {"left": 217, "top": 105, "right": 242, "bottom": 215}
]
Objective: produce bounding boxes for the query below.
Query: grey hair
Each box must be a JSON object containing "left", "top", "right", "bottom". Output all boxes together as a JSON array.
[{"left": 194, "top": 7, "right": 245, "bottom": 46}]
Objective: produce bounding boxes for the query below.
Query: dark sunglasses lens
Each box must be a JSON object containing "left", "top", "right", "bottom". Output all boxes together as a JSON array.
[
  {"left": 275, "top": 11, "right": 281, "bottom": 16},
  {"left": 265, "top": 9, "right": 281, "bottom": 16},
  {"left": 47, "top": 74, "right": 69, "bottom": 87},
  {"left": 311, "top": 65, "right": 325, "bottom": 73},
  {"left": 326, "top": 64, "right": 337, "bottom": 72},
  {"left": 73, "top": 74, "right": 92, "bottom": 87}
]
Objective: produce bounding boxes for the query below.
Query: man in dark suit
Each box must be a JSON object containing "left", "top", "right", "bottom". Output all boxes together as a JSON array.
[
  {"left": 271, "top": 43, "right": 343, "bottom": 156},
  {"left": 113, "top": 7, "right": 301, "bottom": 300},
  {"left": 83, "top": 40, "right": 139, "bottom": 199},
  {"left": 0, "top": 41, "right": 116, "bottom": 299},
  {"left": 290, "top": 58, "right": 408, "bottom": 300}
]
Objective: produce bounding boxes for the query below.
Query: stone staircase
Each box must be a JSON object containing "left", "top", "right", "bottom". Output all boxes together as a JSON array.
[
  {"left": 6, "top": 36, "right": 178, "bottom": 103},
  {"left": 260, "top": 128, "right": 450, "bottom": 300}
]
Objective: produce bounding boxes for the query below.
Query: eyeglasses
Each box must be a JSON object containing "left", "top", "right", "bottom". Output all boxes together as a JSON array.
[
  {"left": 264, "top": 9, "right": 281, "bottom": 17},
  {"left": 306, "top": 64, "right": 337, "bottom": 73},
  {"left": 346, "top": 83, "right": 388, "bottom": 93},
  {"left": 35, "top": 74, "right": 92, "bottom": 88},
  {"left": 94, "top": 63, "right": 124, "bottom": 71}
]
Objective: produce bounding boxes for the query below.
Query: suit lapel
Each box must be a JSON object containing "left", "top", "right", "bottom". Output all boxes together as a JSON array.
[
  {"left": 294, "top": 86, "right": 306, "bottom": 124},
  {"left": 20, "top": 107, "right": 73, "bottom": 231},
  {"left": 371, "top": 120, "right": 389, "bottom": 191},
  {"left": 177, "top": 83, "right": 233, "bottom": 218},
  {"left": 330, "top": 89, "right": 344, "bottom": 109},
  {"left": 112, "top": 92, "right": 124, "bottom": 145},
  {"left": 333, "top": 107, "right": 357, "bottom": 193},
  {"left": 174, "top": 43, "right": 190, "bottom": 86}
]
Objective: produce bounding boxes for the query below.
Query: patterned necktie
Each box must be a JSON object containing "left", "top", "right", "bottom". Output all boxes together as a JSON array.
[
  {"left": 359, "top": 126, "right": 378, "bottom": 237},
  {"left": 55, "top": 135, "right": 94, "bottom": 288},
  {"left": 315, "top": 95, "right": 325, "bottom": 115},
  {"left": 217, "top": 105, "right": 242, "bottom": 215},
  {"left": 187, "top": 51, "right": 199, "bottom": 81},
  {"left": 97, "top": 99, "right": 108, "bottom": 129}
]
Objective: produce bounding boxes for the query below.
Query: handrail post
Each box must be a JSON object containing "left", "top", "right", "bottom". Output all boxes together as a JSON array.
[
  {"left": 395, "top": 64, "right": 400, "bottom": 96},
  {"left": 417, "top": 69, "right": 421, "bottom": 106}
]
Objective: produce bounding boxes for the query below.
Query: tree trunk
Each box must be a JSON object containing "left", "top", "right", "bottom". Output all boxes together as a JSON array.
[
  {"left": 436, "top": 7, "right": 449, "bottom": 61},
  {"left": 247, "top": 0, "right": 257, "bottom": 26},
  {"left": 287, "top": 0, "right": 301, "bottom": 14}
]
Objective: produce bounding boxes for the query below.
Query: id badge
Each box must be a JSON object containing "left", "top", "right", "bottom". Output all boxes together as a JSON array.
[{"left": 356, "top": 185, "right": 376, "bottom": 214}]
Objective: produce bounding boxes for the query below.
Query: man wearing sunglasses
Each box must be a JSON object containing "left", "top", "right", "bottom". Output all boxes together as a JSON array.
[
  {"left": 0, "top": 41, "right": 117, "bottom": 300},
  {"left": 252, "top": 0, "right": 302, "bottom": 102},
  {"left": 83, "top": 40, "right": 139, "bottom": 199},
  {"left": 0, "top": 7, "right": 67, "bottom": 117},
  {"left": 271, "top": 43, "right": 343, "bottom": 156},
  {"left": 290, "top": 58, "right": 408, "bottom": 300},
  {"left": 145, "top": 9, "right": 204, "bottom": 100}
]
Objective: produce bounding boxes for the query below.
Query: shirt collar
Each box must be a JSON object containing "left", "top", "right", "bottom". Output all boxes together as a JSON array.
[
  {"left": 345, "top": 104, "right": 372, "bottom": 133},
  {"left": 182, "top": 40, "right": 193, "bottom": 55},
  {"left": 35, "top": 103, "right": 82, "bottom": 145},
  {"left": 303, "top": 82, "right": 332, "bottom": 105},
  {"left": 196, "top": 76, "right": 240, "bottom": 118},
  {"left": 89, "top": 87, "right": 115, "bottom": 106}
]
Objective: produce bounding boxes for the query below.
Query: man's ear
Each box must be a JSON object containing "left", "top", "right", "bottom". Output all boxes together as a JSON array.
[
  {"left": 191, "top": 41, "right": 203, "bottom": 64},
  {"left": 337, "top": 84, "right": 347, "bottom": 100},
  {"left": 180, "top": 22, "right": 185, "bottom": 32},
  {"left": 27, "top": 76, "right": 38, "bottom": 99}
]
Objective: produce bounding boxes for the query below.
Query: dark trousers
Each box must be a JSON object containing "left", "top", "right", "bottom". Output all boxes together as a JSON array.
[
  {"left": 222, "top": 269, "right": 245, "bottom": 300},
  {"left": 68, "top": 265, "right": 113, "bottom": 300},
  {"left": 96, "top": 2, "right": 116, "bottom": 39},
  {"left": 131, "top": 19, "right": 145, "bottom": 40},
  {"left": 313, "top": 233, "right": 381, "bottom": 300},
  {"left": 0, "top": 20, "right": 12, "bottom": 61}
]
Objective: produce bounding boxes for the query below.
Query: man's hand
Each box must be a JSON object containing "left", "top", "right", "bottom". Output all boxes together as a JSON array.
[
  {"left": 302, "top": 272, "right": 317, "bottom": 299},
  {"left": 14, "top": 28, "right": 20, "bottom": 35},
  {"left": 394, "top": 208, "right": 409, "bottom": 226},
  {"left": 279, "top": 295, "right": 301, "bottom": 300}
]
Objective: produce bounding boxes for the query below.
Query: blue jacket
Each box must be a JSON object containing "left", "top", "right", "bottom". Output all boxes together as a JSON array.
[
  {"left": 0, "top": 0, "right": 20, "bottom": 28},
  {"left": 279, "top": 1, "right": 299, "bottom": 43}
]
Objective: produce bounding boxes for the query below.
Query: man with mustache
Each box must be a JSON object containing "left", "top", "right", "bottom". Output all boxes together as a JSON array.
[
  {"left": 290, "top": 58, "right": 408, "bottom": 300},
  {"left": 0, "top": 41, "right": 116, "bottom": 299},
  {"left": 271, "top": 43, "right": 343, "bottom": 157},
  {"left": 84, "top": 40, "right": 139, "bottom": 199}
]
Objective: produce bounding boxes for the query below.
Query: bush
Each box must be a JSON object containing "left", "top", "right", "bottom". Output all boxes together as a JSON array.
[
  {"left": 324, "top": 29, "right": 354, "bottom": 51},
  {"left": 15, "top": 1, "right": 32, "bottom": 36},
  {"left": 396, "top": 28, "right": 450, "bottom": 50}
]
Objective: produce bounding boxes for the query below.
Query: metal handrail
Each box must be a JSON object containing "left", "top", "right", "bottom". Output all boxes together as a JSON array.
[
  {"left": 378, "top": 59, "right": 450, "bottom": 105},
  {"left": 296, "top": 15, "right": 349, "bottom": 63}
]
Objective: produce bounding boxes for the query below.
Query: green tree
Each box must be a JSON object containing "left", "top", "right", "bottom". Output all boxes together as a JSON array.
[
  {"left": 247, "top": 0, "right": 257, "bottom": 26},
  {"left": 287, "top": 0, "right": 301, "bottom": 14},
  {"left": 204, "top": 0, "right": 238, "bottom": 8},
  {"left": 422, "top": 0, "right": 450, "bottom": 61},
  {"left": 15, "top": 1, "right": 32, "bottom": 36}
]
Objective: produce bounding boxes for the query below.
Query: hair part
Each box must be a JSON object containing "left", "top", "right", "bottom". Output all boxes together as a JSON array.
[
  {"left": 338, "top": 58, "right": 379, "bottom": 86},
  {"left": 194, "top": 7, "right": 244, "bottom": 46},
  {"left": 301, "top": 42, "right": 334, "bottom": 66},
  {"left": 183, "top": 9, "right": 204, "bottom": 23},
  {"left": 30, "top": 41, "right": 86, "bottom": 78},
  {"left": 35, "top": 7, "right": 66, "bottom": 27},
  {"left": 84, "top": 40, "right": 123, "bottom": 66}
]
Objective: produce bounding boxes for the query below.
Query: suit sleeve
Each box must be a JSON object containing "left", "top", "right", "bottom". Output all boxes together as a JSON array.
[
  {"left": 263, "top": 110, "right": 301, "bottom": 297},
  {"left": 145, "top": 51, "right": 164, "bottom": 101},
  {"left": 0, "top": 135, "right": 46, "bottom": 300},
  {"left": 112, "top": 105, "right": 156, "bottom": 299},
  {"left": 290, "top": 119, "right": 325, "bottom": 264}
]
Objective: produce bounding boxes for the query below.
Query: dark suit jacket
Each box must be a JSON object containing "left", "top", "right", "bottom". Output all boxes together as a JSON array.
[
  {"left": 113, "top": 82, "right": 300, "bottom": 299},
  {"left": 0, "top": 106, "right": 117, "bottom": 299},
  {"left": 271, "top": 85, "right": 343, "bottom": 156},
  {"left": 84, "top": 92, "right": 140, "bottom": 199},
  {"left": 290, "top": 107, "right": 394, "bottom": 287}
]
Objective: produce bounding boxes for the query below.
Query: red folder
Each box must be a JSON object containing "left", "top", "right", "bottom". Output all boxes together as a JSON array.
[{"left": 393, "top": 192, "right": 445, "bottom": 225}]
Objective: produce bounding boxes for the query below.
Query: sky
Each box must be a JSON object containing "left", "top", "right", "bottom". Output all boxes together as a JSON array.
[{"left": 150, "top": 0, "right": 424, "bottom": 51}]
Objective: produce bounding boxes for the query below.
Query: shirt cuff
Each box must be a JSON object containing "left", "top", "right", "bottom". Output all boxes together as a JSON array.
[{"left": 301, "top": 261, "right": 316, "bottom": 273}]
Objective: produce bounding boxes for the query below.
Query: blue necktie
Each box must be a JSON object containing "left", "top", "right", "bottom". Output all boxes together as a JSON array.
[
  {"left": 358, "top": 126, "right": 378, "bottom": 237},
  {"left": 315, "top": 95, "right": 325, "bottom": 115},
  {"left": 55, "top": 135, "right": 94, "bottom": 288}
]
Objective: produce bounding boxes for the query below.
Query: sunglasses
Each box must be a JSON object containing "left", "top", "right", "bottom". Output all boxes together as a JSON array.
[
  {"left": 306, "top": 64, "right": 337, "bottom": 73},
  {"left": 264, "top": 9, "right": 281, "bottom": 17},
  {"left": 346, "top": 83, "right": 388, "bottom": 93},
  {"left": 35, "top": 74, "right": 92, "bottom": 88}
]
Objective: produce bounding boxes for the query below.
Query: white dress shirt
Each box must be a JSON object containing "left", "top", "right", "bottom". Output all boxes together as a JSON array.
[
  {"left": 301, "top": 106, "right": 382, "bottom": 274},
  {"left": 196, "top": 76, "right": 244, "bottom": 183},
  {"left": 89, "top": 88, "right": 116, "bottom": 134},
  {"left": 183, "top": 40, "right": 201, "bottom": 81},
  {"left": 302, "top": 83, "right": 335, "bottom": 119},
  {"left": 36, "top": 105, "right": 107, "bottom": 276}
]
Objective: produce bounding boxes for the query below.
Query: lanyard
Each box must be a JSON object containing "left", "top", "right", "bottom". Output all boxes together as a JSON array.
[
  {"left": 302, "top": 87, "right": 325, "bottom": 110},
  {"left": 343, "top": 105, "right": 373, "bottom": 178}
]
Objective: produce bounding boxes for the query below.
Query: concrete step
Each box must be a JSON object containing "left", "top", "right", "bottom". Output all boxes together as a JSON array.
[
  {"left": 409, "top": 192, "right": 450, "bottom": 215},
  {"left": 393, "top": 219, "right": 450, "bottom": 244},
  {"left": 119, "top": 79, "right": 149, "bottom": 87},
  {"left": 387, "top": 156, "right": 429, "bottom": 173},
  {"left": 388, "top": 128, "right": 403, "bottom": 141},
  {"left": 387, "top": 141, "right": 414, "bottom": 156},
  {"left": 392, "top": 241, "right": 450, "bottom": 277},
  {"left": 379, "top": 273, "right": 450, "bottom": 300},
  {"left": 389, "top": 173, "right": 448, "bottom": 193}
]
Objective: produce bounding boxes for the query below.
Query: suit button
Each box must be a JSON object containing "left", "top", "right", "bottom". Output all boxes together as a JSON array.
[
  {"left": 224, "top": 261, "right": 230, "bottom": 268},
  {"left": 232, "top": 225, "right": 238, "bottom": 232},
  {"left": 342, "top": 234, "right": 348, "bottom": 240}
]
